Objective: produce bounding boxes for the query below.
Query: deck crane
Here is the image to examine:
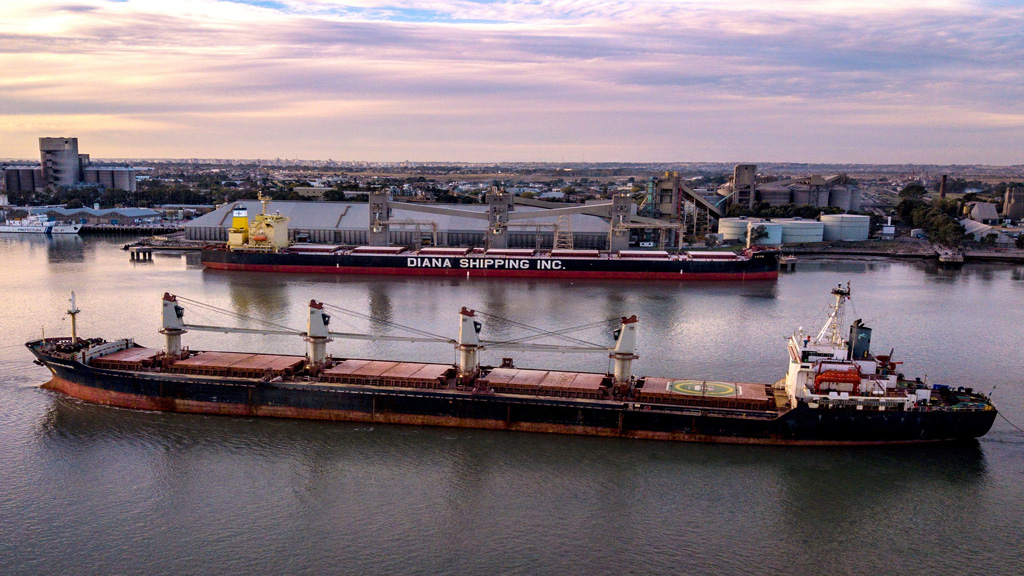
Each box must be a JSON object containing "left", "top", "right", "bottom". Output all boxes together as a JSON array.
[{"left": 160, "top": 294, "right": 641, "bottom": 385}]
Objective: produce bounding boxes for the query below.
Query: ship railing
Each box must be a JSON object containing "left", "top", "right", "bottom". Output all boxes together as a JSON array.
[{"left": 811, "top": 397, "right": 908, "bottom": 412}]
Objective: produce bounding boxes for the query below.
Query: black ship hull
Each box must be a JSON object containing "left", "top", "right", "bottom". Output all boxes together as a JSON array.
[
  {"left": 30, "top": 347, "right": 997, "bottom": 446},
  {"left": 200, "top": 248, "right": 781, "bottom": 281}
]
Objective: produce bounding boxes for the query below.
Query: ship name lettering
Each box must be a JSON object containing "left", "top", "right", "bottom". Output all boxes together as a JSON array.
[
  {"left": 537, "top": 260, "right": 564, "bottom": 270},
  {"left": 407, "top": 257, "right": 452, "bottom": 268},
  {"left": 456, "top": 258, "right": 532, "bottom": 269}
]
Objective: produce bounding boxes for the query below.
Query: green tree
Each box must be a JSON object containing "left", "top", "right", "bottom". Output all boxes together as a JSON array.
[
  {"left": 748, "top": 225, "right": 769, "bottom": 245},
  {"left": 323, "top": 187, "right": 348, "bottom": 202},
  {"left": 899, "top": 183, "right": 928, "bottom": 200}
]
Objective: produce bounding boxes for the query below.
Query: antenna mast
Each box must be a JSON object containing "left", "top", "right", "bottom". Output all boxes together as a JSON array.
[
  {"left": 67, "top": 291, "right": 81, "bottom": 346},
  {"left": 815, "top": 282, "right": 850, "bottom": 345}
]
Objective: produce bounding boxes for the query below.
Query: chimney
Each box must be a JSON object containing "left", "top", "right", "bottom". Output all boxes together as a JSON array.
[{"left": 939, "top": 174, "right": 947, "bottom": 200}]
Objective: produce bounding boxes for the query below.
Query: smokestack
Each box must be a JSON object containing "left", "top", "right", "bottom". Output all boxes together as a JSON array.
[{"left": 939, "top": 174, "right": 947, "bottom": 200}]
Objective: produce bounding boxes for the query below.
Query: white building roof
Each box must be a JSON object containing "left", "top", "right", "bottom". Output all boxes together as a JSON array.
[{"left": 186, "top": 200, "right": 611, "bottom": 233}]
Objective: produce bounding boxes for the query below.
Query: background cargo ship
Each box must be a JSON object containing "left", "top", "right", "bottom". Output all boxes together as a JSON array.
[
  {"left": 28, "top": 286, "right": 996, "bottom": 445},
  {"left": 199, "top": 197, "right": 780, "bottom": 280}
]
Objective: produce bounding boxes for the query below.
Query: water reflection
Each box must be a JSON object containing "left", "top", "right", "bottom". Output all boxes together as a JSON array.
[
  {"left": 367, "top": 284, "right": 393, "bottom": 331},
  {"left": 796, "top": 258, "right": 893, "bottom": 274},
  {"left": 221, "top": 271, "right": 292, "bottom": 322},
  {"left": 1, "top": 233, "right": 88, "bottom": 264}
]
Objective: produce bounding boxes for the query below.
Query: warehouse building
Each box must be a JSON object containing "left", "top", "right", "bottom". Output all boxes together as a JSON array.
[
  {"left": 38, "top": 207, "right": 161, "bottom": 225},
  {"left": 185, "top": 200, "right": 615, "bottom": 249}
]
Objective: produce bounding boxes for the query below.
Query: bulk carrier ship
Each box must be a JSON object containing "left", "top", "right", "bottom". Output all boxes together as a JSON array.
[
  {"left": 200, "top": 198, "right": 780, "bottom": 281},
  {"left": 28, "top": 285, "right": 996, "bottom": 445}
]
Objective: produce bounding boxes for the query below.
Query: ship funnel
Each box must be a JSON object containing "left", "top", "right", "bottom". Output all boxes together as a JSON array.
[
  {"left": 611, "top": 315, "right": 639, "bottom": 384},
  {"left": 849, "top": 319, "right": 872, "bottom": 360}
]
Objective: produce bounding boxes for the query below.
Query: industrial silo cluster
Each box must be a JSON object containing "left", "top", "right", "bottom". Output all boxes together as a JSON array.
[{"left": 718, "top": 214, "right": 870, "bottom": 246}]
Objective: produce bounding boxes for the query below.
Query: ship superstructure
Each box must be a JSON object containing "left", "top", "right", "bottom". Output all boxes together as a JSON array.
[
  {"left": 28, "top": 286, "right": 997, "bottom": 444},
  {"left": 778, "top": 283, "right": 943, "bottom": 414},
  {"left": 1, "top": 214, "right": 82, "bottom": 234}
]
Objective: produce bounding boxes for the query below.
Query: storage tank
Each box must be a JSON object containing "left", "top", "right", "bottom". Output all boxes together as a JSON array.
[
  {"left": 821, "top": 214, "right": 870, "bottom": 241},
  {"left": 718, "top": 217, "right": 759, "bottom": 242},
  {"left": 778, "top": 218, "right": 825, "bottom": 244},
  {"left": 747, "top": 221, "right": 782, "bottom": 246}
]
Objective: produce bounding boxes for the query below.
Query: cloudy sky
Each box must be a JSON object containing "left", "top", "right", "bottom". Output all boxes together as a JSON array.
[{"left": 1, "top": 0, "right": 1022, "bottom": 163}]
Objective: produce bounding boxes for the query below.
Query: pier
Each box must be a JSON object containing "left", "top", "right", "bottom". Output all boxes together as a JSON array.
[{"left": 128, "top": 247, "right": 153, "bottom": 262}]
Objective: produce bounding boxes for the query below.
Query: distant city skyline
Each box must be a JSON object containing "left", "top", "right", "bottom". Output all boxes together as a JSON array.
[{"left": 2, "top": 1, "right": 1022, "bottom": 164}]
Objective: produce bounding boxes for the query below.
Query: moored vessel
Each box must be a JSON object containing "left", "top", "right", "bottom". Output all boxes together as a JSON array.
[
  {"left": 0, "top": 214, "right": 82, "bottom": 234},
  {"left": 27, "top": 285, "right": 996, "bottom": 445},
  {"left": 199, "top": 196, "right": 779, "bottom": 281}
]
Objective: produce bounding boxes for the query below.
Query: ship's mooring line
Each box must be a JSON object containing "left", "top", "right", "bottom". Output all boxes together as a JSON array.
[
  {"left": 321, "top": 303, "right": 451, "bottom": 342},
  {"left": 998, "top": 412, "right": 1024, "bottom": 435},
  {"left": 175, "top": 296, "right": 302, "bottom": 334},
  {"left": 475, "top": 312, "right": 613, "bottom": 348}
]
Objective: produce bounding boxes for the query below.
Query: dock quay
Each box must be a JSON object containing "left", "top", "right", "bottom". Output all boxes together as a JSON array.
[
  {"left": 787, "top": 241, "right": 1024, "bottom": 264},
  {"left": 82, "top": 224, "right": 184, "bottom": 235},
  {"left": 123, "top": 235, "right": 207, "bottom": 252}
]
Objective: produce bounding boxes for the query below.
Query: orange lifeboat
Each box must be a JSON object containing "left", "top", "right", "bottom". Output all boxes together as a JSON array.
[{"left": 814, "top": 368, "right": 861, "bottom": 395}]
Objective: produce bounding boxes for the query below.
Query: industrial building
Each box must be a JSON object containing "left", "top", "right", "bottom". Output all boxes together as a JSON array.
[
  {"left": 1004, "top": 186, "right": 1024, "bottom": 221},
  {"left": 39, "top": 137, "right": 83, "bottom": 188},
  {"left": 3, "top": 166, "right": 43, "bottom": 195},
  {"left": 2, "top": 137, "right": 137, "bottom": 194},
  {"left": 717, "top": 165, "right": 861, "bottom": 212},
  {"left": 36, "top": 207, "right": 161, "bottom": 225},
  {"left": 185, "top": 199, "right": 618, "bottom": 249},
  {"left": 967, "top": 202, "right": 1001, "bottom": 225}
]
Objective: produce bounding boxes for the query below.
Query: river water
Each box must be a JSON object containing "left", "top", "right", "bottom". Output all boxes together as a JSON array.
[{"left": 1, "top": 235, "right": 1022, "bottom": 575}]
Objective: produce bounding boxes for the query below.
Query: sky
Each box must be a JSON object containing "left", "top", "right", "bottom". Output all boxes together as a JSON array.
[{"left": 1, "top": 0, "right": 1022, "bottom": 164}]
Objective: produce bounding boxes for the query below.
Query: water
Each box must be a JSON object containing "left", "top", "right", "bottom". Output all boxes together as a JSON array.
[{"left": 1, "top": 235, "right": 1022, "bottom": 575}]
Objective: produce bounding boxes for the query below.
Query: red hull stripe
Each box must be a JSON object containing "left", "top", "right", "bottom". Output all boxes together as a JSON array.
[
  {"left": 42, "top": 376, "right": 943, "bottom": 446},
  {"left": 202, "top": 262, "right": 779, "bottom": 281}
]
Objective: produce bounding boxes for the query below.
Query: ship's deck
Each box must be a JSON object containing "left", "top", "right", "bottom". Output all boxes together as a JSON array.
[
  {"left": 82, "top": 345, "right": 774, "bottom": 409},
  {"left": 320, "top": 359, "right": 452, "bottom": 389},
  {"left": 637, "top": 377, "right": 774, "bottom": 411},
  {"left": 479, "top": 368, "right": 607, "bottom": 399},
  {"left": 168, "top": 351, "right": 306, "bottom": 378}
]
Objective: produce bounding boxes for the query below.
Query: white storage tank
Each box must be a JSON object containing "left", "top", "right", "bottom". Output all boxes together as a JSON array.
[
  {"left": 821, "top": 214, "right": 870, "bottom": 241},
  {"left": 747, "top": 221, "right": 783, "bottom": 246},
  {"left": 718, "top": 217, "right": 759, "bottom": 241},
  {"left": 778, "top": 218, "right": 825, "bottom": 244}
]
